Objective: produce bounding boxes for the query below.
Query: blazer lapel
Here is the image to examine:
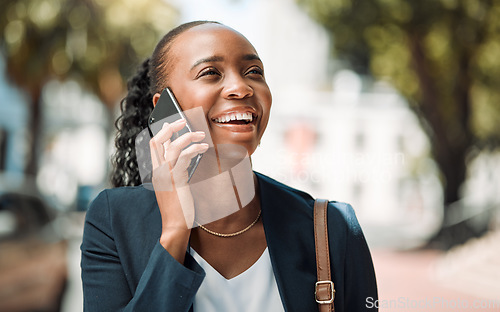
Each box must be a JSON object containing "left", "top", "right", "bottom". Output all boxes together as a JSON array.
[{"left": 256, "top": 173, "right": 318, "bottom": 312}]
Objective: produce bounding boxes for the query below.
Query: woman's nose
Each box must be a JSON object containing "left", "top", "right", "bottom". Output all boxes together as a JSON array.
[{"left": 222, "top": 74, "right": 253, "bottom": 99}]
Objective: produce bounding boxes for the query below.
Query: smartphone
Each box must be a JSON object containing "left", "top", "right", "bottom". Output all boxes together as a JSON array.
[{"left": 147, "top": 88, "right": 202, "bottom": 182}]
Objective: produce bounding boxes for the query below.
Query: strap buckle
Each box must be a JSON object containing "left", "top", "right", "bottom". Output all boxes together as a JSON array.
[{"left": 315, "top": 281, "right": 335, "bottom": 304}]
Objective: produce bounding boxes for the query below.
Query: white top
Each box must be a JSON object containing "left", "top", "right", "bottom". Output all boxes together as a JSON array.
[{"left": 190, "top": 247, "right": 285, "bottom": 312}]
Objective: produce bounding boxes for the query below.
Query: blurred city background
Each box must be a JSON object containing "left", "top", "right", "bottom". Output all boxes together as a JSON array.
[{"left": 1, "top": 0, "right": 499, "bottom": 311}]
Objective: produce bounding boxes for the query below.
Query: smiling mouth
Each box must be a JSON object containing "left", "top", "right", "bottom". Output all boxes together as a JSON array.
[{"left": 212, "top": 112, "right": 257, "bottom": 125}]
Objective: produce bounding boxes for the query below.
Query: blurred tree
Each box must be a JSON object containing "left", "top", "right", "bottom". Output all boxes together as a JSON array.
[
  {"left": 300, "top": 0, "right": 500, "bottom": 247},
  {"left": 0, "top": 0, "right": 176, "bottom": 175}
]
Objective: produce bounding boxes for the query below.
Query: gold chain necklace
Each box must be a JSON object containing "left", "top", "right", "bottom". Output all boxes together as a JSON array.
[{"left": 196, "top": 210, "right": 262, "bottom": 238}]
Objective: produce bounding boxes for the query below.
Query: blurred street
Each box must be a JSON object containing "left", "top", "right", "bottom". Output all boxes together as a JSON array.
[{"left": 371, "top": 231, "right": 500, "bottom": 312}]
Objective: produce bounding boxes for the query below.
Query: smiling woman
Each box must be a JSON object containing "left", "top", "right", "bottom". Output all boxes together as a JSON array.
[{"left": 80, "top": 21, "right": 378, "bottom": 312}]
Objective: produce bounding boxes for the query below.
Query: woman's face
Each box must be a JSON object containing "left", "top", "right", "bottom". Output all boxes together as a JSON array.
[{"left": 153, "top": 24, "right": 272, "bottom": 156}]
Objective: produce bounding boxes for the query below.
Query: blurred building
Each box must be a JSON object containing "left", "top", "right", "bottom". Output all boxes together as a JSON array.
[
  {"left": 252, "top": 72, "right": 444, "bottom": 248},
  {"left": 0, "top": 55, "right": 28, "bottom": 181},
  {"left": 0, "top": 56, "right": 110, "bottom": 212},
  {"left": 37, "top": 79, "right": 110, "bottom": 211}
]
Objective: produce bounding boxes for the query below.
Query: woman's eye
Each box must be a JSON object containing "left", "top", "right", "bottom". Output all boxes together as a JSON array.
[
  {"left": 198, "top": 68, "right": 220, "bottom": 78},
  {"left": 246, "top": 67, "right": 264, "bottom": 76}
]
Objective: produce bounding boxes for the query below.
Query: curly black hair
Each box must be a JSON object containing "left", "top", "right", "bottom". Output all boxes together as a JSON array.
[{"left": 111, "top": 21, "right": 220, "bottom": 187}]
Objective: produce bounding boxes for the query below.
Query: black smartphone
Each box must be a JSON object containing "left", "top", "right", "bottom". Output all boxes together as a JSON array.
[{"left": 147, "top": 88, "right": 202, "bottom": 182}]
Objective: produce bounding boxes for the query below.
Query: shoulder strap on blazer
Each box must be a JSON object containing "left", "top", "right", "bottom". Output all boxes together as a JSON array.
[{"left": 314, "top": 199, "right": 335, "bottom": 312}]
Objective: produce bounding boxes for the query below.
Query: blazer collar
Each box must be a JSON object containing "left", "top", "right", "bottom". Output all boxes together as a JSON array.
[{"left": 255, "top": 172, "right": 318, "bottom": 312}]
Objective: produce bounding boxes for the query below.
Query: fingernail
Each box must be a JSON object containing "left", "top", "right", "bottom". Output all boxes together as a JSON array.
[
  {"left": 195, "top": 131, "right": 205, "bottom": 137},
  {"left": 175, "top": 118, "right": 186, "bottom": 124},
  {"left": 200, "top": 143, "right": 209, "bottom": 149}
]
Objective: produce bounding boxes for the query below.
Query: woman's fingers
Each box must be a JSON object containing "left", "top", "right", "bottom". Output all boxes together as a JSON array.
[
  {"left": 153, "top": 142, "right": 208, "bottom": 191},
  {"left": 156, "top": 119, "right": 187, "bottom": 143},
  {"left": 172, "top": 143, "right": 209, "bottom": 180},
  {"left": 164, "top": 131, "right": 206, "bottom": 166},
  {"left": 149, "top": 118, "right": 208, "bottom": 187},
  {"left": 149, "top": 119, "right": 187, "bottom": 168}
]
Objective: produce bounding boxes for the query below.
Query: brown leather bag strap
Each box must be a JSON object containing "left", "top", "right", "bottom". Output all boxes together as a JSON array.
[{"left": 314, "top": 199, "right": 335, "bottom": 312}]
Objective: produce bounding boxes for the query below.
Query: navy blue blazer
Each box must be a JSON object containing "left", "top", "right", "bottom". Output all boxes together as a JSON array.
[{"left": 81, "top": 172, "right": 377, "bottom": 311}]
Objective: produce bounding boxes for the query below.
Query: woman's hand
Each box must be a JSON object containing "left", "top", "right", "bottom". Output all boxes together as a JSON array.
[{"left": 149, "top": 118, "right": 209, "bottom": 263}]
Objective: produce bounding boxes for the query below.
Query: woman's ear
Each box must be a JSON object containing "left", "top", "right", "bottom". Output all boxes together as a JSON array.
[{"left": 152, "top": 93, "right": 161, "bottom": 107}]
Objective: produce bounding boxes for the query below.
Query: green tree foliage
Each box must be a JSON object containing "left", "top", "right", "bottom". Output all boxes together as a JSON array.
[
  {"left": 300, "top": 0, "right": 500, "bottom": 247},
  {"left": 0, "top": 0, "right": 176, "bottom": 175}
]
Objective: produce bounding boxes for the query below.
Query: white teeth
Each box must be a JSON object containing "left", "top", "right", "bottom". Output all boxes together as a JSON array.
[{"left": 215, "top": 112, "right": 254, "bottom": 123}]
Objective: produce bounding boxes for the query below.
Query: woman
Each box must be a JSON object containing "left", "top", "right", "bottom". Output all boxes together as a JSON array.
[{"left": 81, "top": 21, "right": 377, "bottom": 312}]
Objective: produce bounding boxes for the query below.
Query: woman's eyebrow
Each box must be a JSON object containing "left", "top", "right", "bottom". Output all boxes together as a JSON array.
[
  {"left": 243, "top": 54, "right": 261, "bottom": 62},
  {"left": 191, "top": 56, "right": 223, "bottom": 70},
  {"left": 191, "top": 54, "right": 262, "bottom": 70}
]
